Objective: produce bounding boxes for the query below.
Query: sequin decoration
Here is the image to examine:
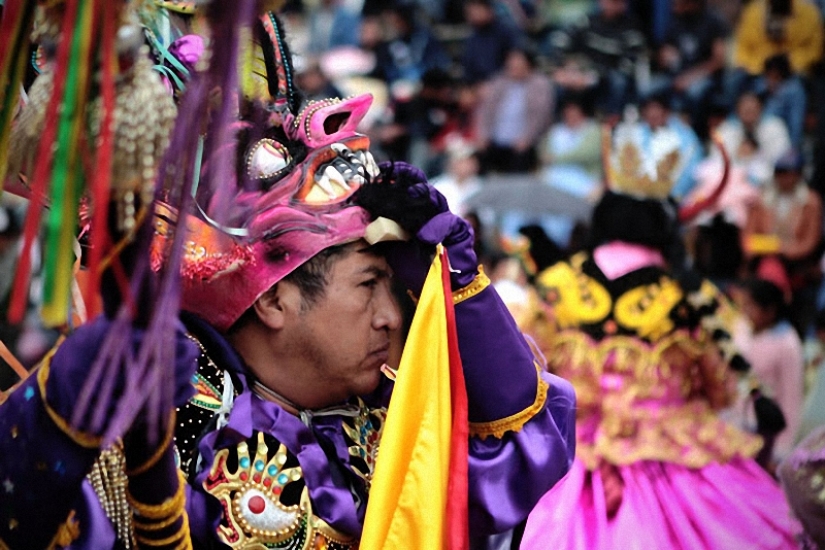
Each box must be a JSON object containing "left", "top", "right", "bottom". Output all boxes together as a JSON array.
[
  {"left": 176, "top": 333, "right": 234, "bottom": 478},
  {"left": 87, "top": 444, "right": 134, "bottom": 548},
  {"left": 342, "top": 400, "right": 385, "bottom": 493},
  {"left": 204, "top": 432, "right": 356, "bottom": 549}
]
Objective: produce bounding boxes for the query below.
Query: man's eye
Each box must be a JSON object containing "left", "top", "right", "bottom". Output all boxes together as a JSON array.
[{"left": 360, "top": 279, "right": 379, "bottom": 289}]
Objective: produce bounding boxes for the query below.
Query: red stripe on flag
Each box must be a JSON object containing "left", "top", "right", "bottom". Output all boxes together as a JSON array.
[{"left": 441, "top": 249, "right": 469, "bottom": 550}]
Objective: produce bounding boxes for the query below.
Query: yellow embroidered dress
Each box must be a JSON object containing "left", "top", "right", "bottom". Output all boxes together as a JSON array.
[{"left": 521, "top": 251, "right": 800, "bottom": 549}]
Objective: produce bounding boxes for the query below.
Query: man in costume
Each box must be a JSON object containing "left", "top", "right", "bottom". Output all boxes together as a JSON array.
[
  {"left": 519, "top": 128, "right": 800, "bottom": 548},
  {"left": 0, "top": 2, "right": 576, "bottom": 548}
]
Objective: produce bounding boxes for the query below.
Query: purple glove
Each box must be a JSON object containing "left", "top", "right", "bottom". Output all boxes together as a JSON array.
[
  {"left": 361, "top": 162, "right": 479, "bottom": 293},
  {"left": 46, "top": 316, "right": 198, "bottom": 439}
]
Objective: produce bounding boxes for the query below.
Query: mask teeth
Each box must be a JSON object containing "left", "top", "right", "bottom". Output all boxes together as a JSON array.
[{"left": 313, "top": 169, "right": 338, "bottom": 199}]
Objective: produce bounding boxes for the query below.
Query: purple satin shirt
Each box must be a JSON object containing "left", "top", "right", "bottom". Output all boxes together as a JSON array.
[{"left": 0, "top": 288, "right": 576, "bottom": 547}]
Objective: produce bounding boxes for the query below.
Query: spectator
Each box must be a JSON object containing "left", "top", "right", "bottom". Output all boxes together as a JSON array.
[
  {"left": 432, "top": 80, "right": 481, "bottom": 156},
  {"left": 736, "top": 266, "right": 805, "bottom": 463},
  {"left": 796, "top": 309, "right": 825, "bottom": 443},
  {"left": 733, "top": 0, "right": 824, "bottom": 78},
  {"left": 537, "top": 0, "right": 596, "bottom": 30},
  {"left": 371, "top": 4, "right": 450, "bottom": 92},
  {"left": 431, "top": 139, "right": 483, "bottom": 217},
  {"left": 305, "top": 0, "right": 361, "bottom": 55},
  {"left": 649, "top": 0, "right": 728, "bottom": 137},
  {"left": 476, "top": 47, "right": 554, "bottom": 173},
  {"left": 717, "top": 90, "right": 792, "bottom": 170},
  {"left": 761, "top": 53, "right": 808, "bottom": 150},
  {"left": 628, "top": 91, "right": 703, "bottom": 198},
  {"left": 541, "top": 93, "right": 602, "bottom": 200},
  {"left": 461, "top": 0, "right": 523, "bottom": 84},
  {"left": 744, "top": 150, "right": 824, "bottom": 333},
  {"left": 550, "top": 0, "right": 646, "bottom": 115},
  {"left": 295, "top": 58, "right": 343, "bottom": 103},
  {"left": 374, "top": 67, "right": 456, "bottom": 168}
]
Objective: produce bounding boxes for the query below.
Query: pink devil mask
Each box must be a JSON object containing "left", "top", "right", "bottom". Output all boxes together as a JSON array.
[{"left": 153, "top": 93, "right": 380, "bottom": 331}]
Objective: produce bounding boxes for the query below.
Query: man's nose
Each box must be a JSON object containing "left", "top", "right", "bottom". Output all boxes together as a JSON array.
[{"left": 374, "top": 283, "right": 402, "bottom": 332}]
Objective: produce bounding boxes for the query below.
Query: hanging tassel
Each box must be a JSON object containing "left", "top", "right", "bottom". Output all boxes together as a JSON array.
[
  {"left": 7, "top": 0, "right": 81, "bottom": 324},
  {"left": 82, "top": 0, "right": 117, "bottom": 320},
  {"left": 40, "top": 0, "right": 98, "bottom": 326},
  {"left": 0, "top": 0, "right": 37, "bottom": 187}
]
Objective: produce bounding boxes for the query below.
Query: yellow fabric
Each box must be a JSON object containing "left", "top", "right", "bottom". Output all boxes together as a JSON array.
[
  {"left": 744, "top": 233, "right": 782, "bottom": 255},
  {"left": 360, "top": 248, "right": 452, "bottom": 550},
  {"left": 734, "top": 0, "right": 824, "bottom": 75}
]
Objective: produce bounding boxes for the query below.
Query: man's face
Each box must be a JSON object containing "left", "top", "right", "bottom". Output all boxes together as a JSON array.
[
  {"left": 280, "top": 242, "right": 401, "bottom": 403},
  {"left": 737, "top": 95, "right": 762, "bottom": 127},
  {"left": 642, "top": 101, "right": 668, "bottom": 128},
  {"left": 774, "top": 168, "right": 801, "bottom": 193},
  {"left": 465, "top": 4, "right": 494, "bottom": 27},
  {"left": 599, "top": 0, "right": 628, "bottom": 19},
  {"left": 673, "top": 0, "right": 701, "bottom": 16}
]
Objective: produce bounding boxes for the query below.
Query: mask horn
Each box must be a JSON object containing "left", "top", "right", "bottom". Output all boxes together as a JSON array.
[
  {"left": 259, "top": 11, "right": 298, "bottom": 114},
  {"left": 678, "top": 133, "right": 730, "bottom": 223}
]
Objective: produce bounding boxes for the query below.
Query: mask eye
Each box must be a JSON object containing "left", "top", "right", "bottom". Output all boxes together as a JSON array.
[
  {"left": 247, "top": 138, "right": 292, "bottom": 181},
  {"left": 237, "top": 487, "right": 300, "bottom": 534}
]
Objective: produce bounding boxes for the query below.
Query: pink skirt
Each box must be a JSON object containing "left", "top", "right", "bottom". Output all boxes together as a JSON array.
[{"left": 521, "top": 458, "right": 800, "bottom": 549}]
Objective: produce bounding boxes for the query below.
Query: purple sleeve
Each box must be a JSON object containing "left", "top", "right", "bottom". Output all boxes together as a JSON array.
[
  {"left": 456, "top": 286, "right": 547, "bottom": 422},
  {"left": 468, "top": 371, "right": 576, "bottom": 534},
  {"left": 0, "top": 370, "right": 100, "bottom": 547},
  {"left": 455, "top": 285, "right": 577, "bottom": 533}
]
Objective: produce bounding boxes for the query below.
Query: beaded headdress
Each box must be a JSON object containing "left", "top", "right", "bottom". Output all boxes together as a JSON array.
[{"left": 603, "top": 124, "right": 730, "bottom": 222}]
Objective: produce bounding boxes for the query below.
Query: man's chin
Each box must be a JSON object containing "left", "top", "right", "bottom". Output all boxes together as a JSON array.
[{"left": 353, "top": 371, "right": 383, "bottom": 398}]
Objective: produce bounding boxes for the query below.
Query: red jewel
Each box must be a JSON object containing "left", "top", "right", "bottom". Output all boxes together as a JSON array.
[
  {"left": 253, "top": 473, "right": 262, "bottom": 483},
  {"left": 240, "top": 472, "right": 248, "bottom": 481},
  {"left": 272, "top": 486, "right": 282, "bottom": 495},
  {"left": 248, "top": 495, "right": 266, "bottom": 514},
  {"left": 263, "top": 478, "right": 272, "bottom": 488}
]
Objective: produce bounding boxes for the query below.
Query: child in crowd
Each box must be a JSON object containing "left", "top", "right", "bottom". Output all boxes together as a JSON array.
[{"left": 734, "top": 259, "right": 804, "bottom": 465}]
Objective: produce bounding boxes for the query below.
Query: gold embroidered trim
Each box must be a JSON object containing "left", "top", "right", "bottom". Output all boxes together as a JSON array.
[
  {"left": 127, "top": 471, "right": 187, "bottom": 520},
  {"left": 452, "top": 266, "right": 490, "bottom": 305},
  {"left": 46, "top": 510, "right": 81, "bottom": 549},
  {"left": 125, "top": 413, "right": 176, "bottom": 477},
  {"left": 469, "top": 362, "right": 548, "bottom": 440},
  {"left": 135, "top": 513, "right": 190, "bottom": 548},
  {"left": 37, "top": 349, "right": 104, "bottom": 449}
]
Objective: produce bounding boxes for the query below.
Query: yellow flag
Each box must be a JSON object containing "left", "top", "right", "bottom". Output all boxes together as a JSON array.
[{"left": 360, "top": 248, "right": 454, "bottom": 549}]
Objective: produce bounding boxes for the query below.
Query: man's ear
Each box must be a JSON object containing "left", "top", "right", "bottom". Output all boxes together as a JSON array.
[{"left": 253, "top": 284, "right": 289, "bottom": 330}]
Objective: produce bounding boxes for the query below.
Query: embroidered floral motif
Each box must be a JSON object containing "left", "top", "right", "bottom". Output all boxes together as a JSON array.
[{"left": 342, "top": 400, "right": 385, "bottom": 493}]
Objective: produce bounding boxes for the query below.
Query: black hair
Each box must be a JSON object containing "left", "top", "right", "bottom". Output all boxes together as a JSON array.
[
  {"left": 743, "top": 277, "right": 787, "bottom": 321},
  {"left": 559, "top": 91, "right": 596, "bottom": 118},
  {"left": 764, "top": 53, "right": 792, "bottom": 80},
  {"left": 588, "top": 192, "right": 679, "bottom": 254},
  {"left": 506, "top": 46, "right": 538, "bottom": 69},
  {"left": 421, "top": 68, "right": 453, "bottom": 90},
  {"left": 282, "top": 243, "right": 352, "bottom": 309},
  {"left": 228, "top": 242, "right": 352, "bottom": 333},
  {"left": 518, "top": 224, "right": 564, "bottom": 273},
  {"left": 738, "top": 89, "right": 766, "bottom": 106},
  {"left": 640, "top": 89, "right": 673, "bottom": 110}
]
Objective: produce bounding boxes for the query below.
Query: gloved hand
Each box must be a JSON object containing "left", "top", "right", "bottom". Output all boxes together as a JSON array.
[
  {"left": 357, "top": 161, "right": 479, "bottom": 293},
  {"left": 44, "top": 316, "right": 198, "bottom": 442}
]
